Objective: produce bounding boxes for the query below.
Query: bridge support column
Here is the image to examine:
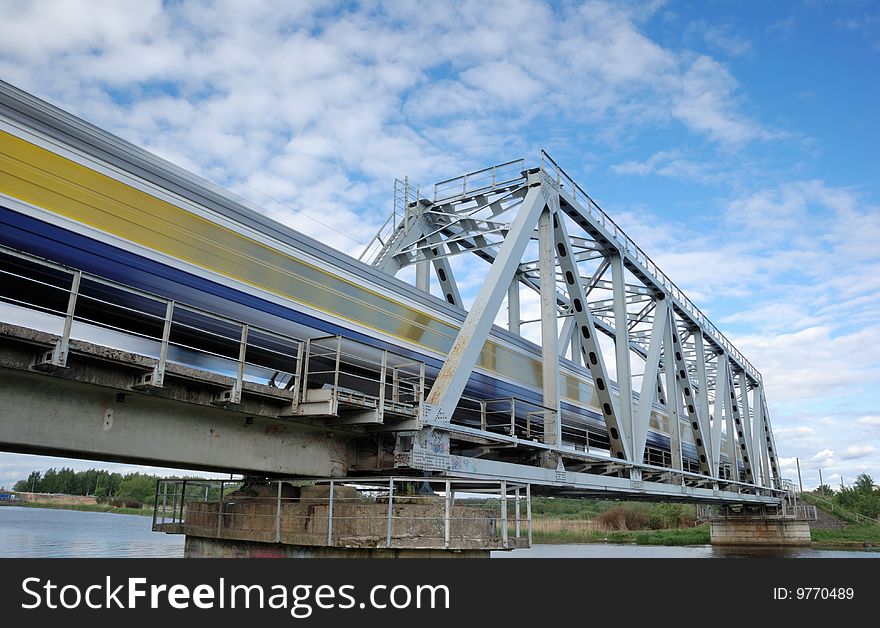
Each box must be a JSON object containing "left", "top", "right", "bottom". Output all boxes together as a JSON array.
[
  {"left": 709, "top": 516, "right": 811, "bottom": 546},
  {"left": 155, "top": 477, "right": 526, "bottom": 558},
  {"left": 183, "top": 537, "right": 489, "bottom": 558}
]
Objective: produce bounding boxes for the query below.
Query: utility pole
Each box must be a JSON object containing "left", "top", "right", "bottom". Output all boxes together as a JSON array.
[
  {"left": 796, "top": 458, "right": 803, "bottom": 493},
  {"left": 818, "top": 468, "right": 824, "bottom": 495}
]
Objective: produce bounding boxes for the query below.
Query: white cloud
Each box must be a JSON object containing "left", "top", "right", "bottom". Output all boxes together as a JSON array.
[
  {"left": 841, "top": 445, "right": 877, "bottom": 460},
  {"left": 811, "top": 449, "right": 835, "bottom": 467},
  {"left": 858, "top": 415, "right": 880, "bottom": 427},
  {"left": 774, "top": 426, "right": 815, "bottom": 440}
]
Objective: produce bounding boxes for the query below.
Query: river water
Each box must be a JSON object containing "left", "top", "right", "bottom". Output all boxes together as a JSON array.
[{"left": 1, "top": 506, "right": 877, "bottom": 558}]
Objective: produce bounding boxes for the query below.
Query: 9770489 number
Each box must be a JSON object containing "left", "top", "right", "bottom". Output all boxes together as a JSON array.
[{"left": 773, "top": 588, "right": 854, "bottom": 600}]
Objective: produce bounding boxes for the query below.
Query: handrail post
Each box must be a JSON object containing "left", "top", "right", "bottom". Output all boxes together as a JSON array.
[
  {"left": 333, "top": 336, "right": 342, "bottom": 392},
  {"left": 385, "top": 478, "right": 394, "bottom": 548},
  {"left": 526, "top": 484, "right": 532, "bottom": 546},
  {"left": 179, "top": 479, "right": 187, "bottom": 525},
  {"left": 217, "top": 481, "right": 224, "bottom": 538},
  {"left": 327, "top": 480, "right": 335, "bottom": 546},
  {"left": 232, "top": 324, "right": 248, "bottom": 404},
  {"left": 154, "top": 300, "right": 174, "bottom": 387},
  {"left": 444, "top": 479, "right": 452, "bottom": 549},
  {"left": 515, "top": 487, "right": 521, "bottom": 538},
  {"left": 275, "top": 480, "right": 282, "bottom": 543},
  {"left": 301, "top": 339, "right": 312, "bottom": 402},
  {"left": 52, "top": 270, "right": 81, "bottom": 367},
  {"left": 151, "top": 480, "right": 160, "bottom": 530},
  {"left": 501, "top": 480, "right": 508, "bottom": 549},
  {"left": 291, "top": 341, "right": 304, "bottom": 410},
  {"left": 378, "top": 350, "right": 388, "bottom": 421}
]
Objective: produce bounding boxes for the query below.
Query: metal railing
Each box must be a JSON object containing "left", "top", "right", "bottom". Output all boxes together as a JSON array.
[
  {"left": 0, "top": 245, "right": 303, "bottom": 403},
  {"left": 433, "top": 159, "right": 526, "bottom": 203},
  {"left": 538, "top": 150, "right": 761, "bottom": 381},
  {"left": 802, "top": 493, "right": 880, "bottom": 526},
  {"left": 478, "top": 396, "right": 554, "bottom": 441},
  {"left": 299, "top": 335, "right": 426, "bottom": 419},
  {"left": 153, "top": 477, "right": 532, "bottom": 550},
  {"left": 359, "top": 177, "right": 422, "bottom": 264}
]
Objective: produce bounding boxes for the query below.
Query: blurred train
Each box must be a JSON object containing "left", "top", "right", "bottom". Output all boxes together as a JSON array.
[{"left": 0, "top": 81, "right": 736, "bottom": 478}]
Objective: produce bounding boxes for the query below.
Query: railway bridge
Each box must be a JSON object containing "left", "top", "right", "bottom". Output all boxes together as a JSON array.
[{"left": 0, "top": 81, "right": 803, "bottom": 555}]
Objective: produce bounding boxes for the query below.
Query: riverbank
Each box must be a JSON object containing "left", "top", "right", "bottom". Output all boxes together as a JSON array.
[
  {"left": 810, "top": 524, "right": 880, "bottom": 549},
  {"left": 13, "top": 500, "right": 153, "bottom": 517},
  {"left": 531, "top": 520, "right": 710, "bottom": 546},
  {"left": 532, "top": 519, "right": 879, "bottom": 549}
]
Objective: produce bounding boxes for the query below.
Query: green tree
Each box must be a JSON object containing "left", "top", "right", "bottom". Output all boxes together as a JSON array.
[
  {"left": 116, "top": 474, "right": 156, "bottom": 504},
  {"left": 854, "top": 473, "right": 876, "bottom": 495}
]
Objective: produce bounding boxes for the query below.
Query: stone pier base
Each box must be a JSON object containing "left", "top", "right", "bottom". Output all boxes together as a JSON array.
[
  {"left": 184, "top": 536, "right": 489, "bottom": 558},
  {"left": 710, "top": 519, "right": 812, "bottom": 546}
]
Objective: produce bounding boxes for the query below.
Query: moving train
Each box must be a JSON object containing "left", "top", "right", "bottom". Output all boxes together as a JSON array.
[{"left": 0, "top": 81, "right": 729, "bottom": 478}]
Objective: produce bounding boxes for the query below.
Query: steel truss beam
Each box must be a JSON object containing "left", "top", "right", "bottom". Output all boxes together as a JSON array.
[{"left": 361, "top": 153, "right": 782, "bottom": 499}]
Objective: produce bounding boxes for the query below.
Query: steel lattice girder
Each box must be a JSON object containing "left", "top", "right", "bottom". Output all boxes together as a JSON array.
[{"left": 362, "top": 155, "right": 781, "bottom": 497}]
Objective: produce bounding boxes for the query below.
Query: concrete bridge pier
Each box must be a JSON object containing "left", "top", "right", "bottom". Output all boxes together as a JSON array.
[
  {"left": 153, "top": 477, "right": 529, "bottom": 558},
  {"left": 707, "top": 504, "right": 813, "bottom": 547}
]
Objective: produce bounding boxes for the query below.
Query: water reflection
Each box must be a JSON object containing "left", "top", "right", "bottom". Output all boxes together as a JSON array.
[
  {"left": 0, "top": 506, "right": 183, "bottom": 558},
  {"left": 493, "top": 543, "right": 880, "bottom": 558},
  {"left": 2, "top": 507, "right": 876, "bottom": 558}
]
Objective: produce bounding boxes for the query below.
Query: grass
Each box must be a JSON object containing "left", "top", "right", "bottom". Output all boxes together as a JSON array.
[
  {"left": 530, "top": 519, "right": 710, "bottom": 546},
  {"left": 810, "top": 525, "right": 880, "bottom": 547},
  {"left": 12, "top": 501, "right": 153, "bottom": 517}
]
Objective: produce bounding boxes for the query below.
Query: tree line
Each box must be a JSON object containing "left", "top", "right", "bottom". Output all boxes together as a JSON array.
[
  {"left": 13, "top": 468, "right": 158, "bottom": 505},
  {"left": 815, "top": 473, "right": 879, "bottom": 519}
]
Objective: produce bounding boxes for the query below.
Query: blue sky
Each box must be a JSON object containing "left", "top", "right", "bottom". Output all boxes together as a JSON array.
[{"left": 0, "top": 0, "right": 878, "bottom": 490}]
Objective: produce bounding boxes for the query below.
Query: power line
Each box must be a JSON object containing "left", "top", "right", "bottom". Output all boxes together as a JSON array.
[{"left": 237, "top": 181, "right": 372, "bottom": 250}]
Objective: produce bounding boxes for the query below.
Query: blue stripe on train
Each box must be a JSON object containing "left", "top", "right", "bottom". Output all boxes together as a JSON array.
[{"left": 0, "top": 205, "right": 697, "bottom": 460}]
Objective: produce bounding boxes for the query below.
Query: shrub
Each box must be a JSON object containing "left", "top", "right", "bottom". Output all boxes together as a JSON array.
[{"left": 595, "top": 505, "right": 648, "bottom": 531}]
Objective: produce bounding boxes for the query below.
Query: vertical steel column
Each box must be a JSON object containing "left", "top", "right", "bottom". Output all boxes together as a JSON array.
[
  {"left": 538, "top": 208, "right": 560, "bottom": 457},
  {"left": 416, "top": 257, "right": 430, "bottom": 292},
  {"left": 570, "top": 330, "right": 581, "bottom": 365},
  {"left": 507, "top": 278, "right": 521, "bottom": 335},
  {"left": 663, "top": 309, "right": 683, "bottom": 471},
  {"left": 693, "top": 331, "right": 712, "bottom": 463},
  {"left": 727, "top": 368, "right": 754, "bottom": 484},
  {"left": 633, "top": 298, "right": 668, "bottom": 461},
  {"left": 721, "top": 361, "right": 739, "bottom": 481},
  {"left": 610, "top": 254, "right": 635, "bottom": 459},
  {"left": 712, "top": 354, "right": 728, "bottom": 478},
  {"left": 753, "top": 384, "right": 770, "bottom": 487},
  {"left": 737, "top": 371, "right": 754, "bottom": 477}
]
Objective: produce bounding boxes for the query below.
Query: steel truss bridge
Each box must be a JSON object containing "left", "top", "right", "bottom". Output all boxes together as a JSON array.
[{"left": 0, "top": 80, "right": 786, "bottom": 507}]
